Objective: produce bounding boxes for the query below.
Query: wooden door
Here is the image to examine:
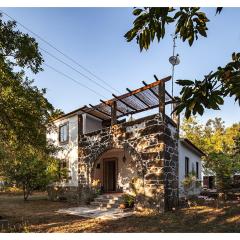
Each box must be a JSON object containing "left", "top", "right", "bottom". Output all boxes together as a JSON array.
[{"left": 103, "top": 159, "right": 116, "bottom": 192}]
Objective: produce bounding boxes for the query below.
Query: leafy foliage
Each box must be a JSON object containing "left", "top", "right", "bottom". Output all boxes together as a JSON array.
[
  {"left": 216, "top": 7, "right": 223, "bottom": 15},
  {"left": 125, "top": 8, "right": 175, "bottom": 51},
  {"left": 0, "top": 13, "right": 43, "bottom": 74},
  {"left": 122, "top": 194, "right": 135, "bottom": 208},
  {"left": 176, "top": 53, "right": 240, "bottom": 118},
  {"left": 181, "top": 117, "right": 240, "bottom": 190},
  {"left": 181, "top": 173, "right": 201, "bottom": 199},
  {"left": 0, "top": 145, "right": 59, "bottom": 200},
  {"left": 126, "top": 7, "right": 240, "bottom": 117},
  {"left": 0, "top": 14, "right": 62, "bottom": 199},
  {"left": 125, "top": 7, "right": 209, "bottom": 51}
]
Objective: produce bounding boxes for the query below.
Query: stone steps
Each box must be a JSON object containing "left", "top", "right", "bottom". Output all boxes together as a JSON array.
[
  {"left": 90, "top": 202, "right": 119, "bottom": 209},
  {"left": 90, "top": 194, "right": 123, "bottom": 209},
  {"left": 95, "top": 196, "right": 121, "bottom": 201},
  {"left": 93, "top": 198, "right": 118, "bottom": 204}
]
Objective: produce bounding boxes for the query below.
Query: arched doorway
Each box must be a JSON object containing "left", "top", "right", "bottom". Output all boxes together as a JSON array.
[{"left": 92, "top": 148, "right": 138, "bottom": 193}]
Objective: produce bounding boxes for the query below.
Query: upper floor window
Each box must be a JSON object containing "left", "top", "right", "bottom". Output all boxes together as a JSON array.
[
  {"left": 59, "top": 122, "right": 69, "bottom": 144},
  {"left": 185, "top": 157, "right": 189, "bottom": 177}
]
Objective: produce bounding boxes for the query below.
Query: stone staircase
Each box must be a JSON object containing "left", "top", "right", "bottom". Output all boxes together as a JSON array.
[{"left": 90, "top": 193, "right": 123, "bottom": 209}]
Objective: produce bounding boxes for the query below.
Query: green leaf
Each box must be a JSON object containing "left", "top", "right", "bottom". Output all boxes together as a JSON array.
[
  {"left": 198, "top": 28, "right": 207, "bottom": 37},
  {"left": 174, "top": 11, "right": 182, "bottom": 19},
  {"left": 185, "top": 109, "right": 191, "bottom": 119},
  {"left": 188, "top": 35, "right": 194, "bottom": 46},
  {"left": 176, "top": 79, "right": 194, "bottom": 86},
  {"left": 189, "top": 99, "right": 196, "bottom": 111},
  {"left": 175, "top": 103, "right": 185, "bottom": 115},
  {"left": 133, "top": 8, "right": 143, "bottom": 16},
  {"left": 197, "top": 104, "right": 204, "bottom": 115},
  {"left": 216, "top": 7, "right": 223, "bottom": 15}
]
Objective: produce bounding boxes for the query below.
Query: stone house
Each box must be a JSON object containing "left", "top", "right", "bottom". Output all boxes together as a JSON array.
[{"left": 47, "top": 76, "right": 203, "bottom": 212}]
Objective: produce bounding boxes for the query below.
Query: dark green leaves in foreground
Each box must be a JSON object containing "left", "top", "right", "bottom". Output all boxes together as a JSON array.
[
  {"left": 175, "top": 52, "right": 240, "bottom": 118},
  {"left": 175, "top": 7, "right": 209, "bottom": 46},
  {"left": 0, "top": 13, "right": 43, "bottom": 73},
  {"left": 125, "top": 7, "right": 240, "bottom": 118},
  {"left": 125, "top": 7, "right": 209, "bottom": 51},
  {"left": 0, "top": 14, "right": 62, "bottom": 200},
  {"left": 216, "top": 7, "right": 223, "bottom": 15},
  {"left": 125, "top": 8, "right": 175, "bottom": 51}
]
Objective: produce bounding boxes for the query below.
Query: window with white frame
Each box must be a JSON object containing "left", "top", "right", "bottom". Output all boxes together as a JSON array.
[{"left": 59, "top": 122, "right": 69, "bottom": 144}]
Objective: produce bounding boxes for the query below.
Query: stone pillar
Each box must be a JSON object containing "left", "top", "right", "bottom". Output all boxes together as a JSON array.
[
  {"left": 111, "top": 101, "right": 117, "bottom": 125},
  {"left": 162, "top": 121, "right": 179, "bottom": 211}
]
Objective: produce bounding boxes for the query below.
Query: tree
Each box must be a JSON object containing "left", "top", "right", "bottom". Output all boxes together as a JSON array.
[
  {"left": 180, "top": 116, "right": 205, "bottom": 149},
  {"left": 125, "top": 7, "right": 240, "bottom": 118},
  {"left": 0, "top": 144, "right": 59, "bottom": 200},
  {"left": 0, "top": 14, "right": 61, "bottom": 199},
  {"left": 181, "top": 117, "right": 240, "bottom": 190},
  {"left": 0, "top": 13, "right": 54, "bottom": 148}
]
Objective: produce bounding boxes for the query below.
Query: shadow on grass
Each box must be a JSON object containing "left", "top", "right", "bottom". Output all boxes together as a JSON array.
[
  {"left": 1, "top": 192, "right": 239, "bottom": 233},
  {"left": 30, "top": 202, "right": 240, "bottom": 233},
  {"left": 88, "top": 203, "right": 240, "bottom": 233}
]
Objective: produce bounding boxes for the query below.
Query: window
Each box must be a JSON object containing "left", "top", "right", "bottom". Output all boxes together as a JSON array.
[
  {"left": 59, "top": 122, "right": 69, "bottom": 144},
  {"left": 58, "top": 159, "right": 70, "bottom": 181},
  {"left": 196, "top": 162, "right": 199, "bottom": 179},
  {"left": 185, "top": 157, "right": 189, "bottom": 177}
]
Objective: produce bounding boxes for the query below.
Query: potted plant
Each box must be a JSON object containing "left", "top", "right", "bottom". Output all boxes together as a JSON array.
[
  {"left": 120, "top": 194, "right": 135, "bottom": 209},
  {"left": 92, "top": 179, "right": 102, "bottom": 195}
]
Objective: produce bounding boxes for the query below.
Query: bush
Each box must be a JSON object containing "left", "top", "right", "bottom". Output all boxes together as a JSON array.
[
  {"left": 181, "top": 172, "right": 201, "bottom": 200},
  {"left": 122, "top": 194, "right": 135, "bottom": 208}
]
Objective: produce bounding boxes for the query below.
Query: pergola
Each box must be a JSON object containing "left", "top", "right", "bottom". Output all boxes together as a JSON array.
[{"left": 79, "top": 75, "right": 175, "bottom": 125}]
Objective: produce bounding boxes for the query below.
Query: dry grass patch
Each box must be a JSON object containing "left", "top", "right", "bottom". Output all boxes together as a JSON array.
[{"left": 0, "top": 192, "right": 239, "bottom": 232}]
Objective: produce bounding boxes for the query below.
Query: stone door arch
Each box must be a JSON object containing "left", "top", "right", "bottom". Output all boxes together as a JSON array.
[{"left": 78, "top": 114, "right": 179, "bottom": 211}]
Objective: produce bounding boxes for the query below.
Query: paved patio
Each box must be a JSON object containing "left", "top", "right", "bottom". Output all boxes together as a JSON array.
[{"left": 57, "top": 206, "right": 135, "bottom": 220}]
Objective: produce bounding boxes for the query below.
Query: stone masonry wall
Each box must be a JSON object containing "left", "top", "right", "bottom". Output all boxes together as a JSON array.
[{"left": 78, "top": 113, "right": 179, "bottom": 212}]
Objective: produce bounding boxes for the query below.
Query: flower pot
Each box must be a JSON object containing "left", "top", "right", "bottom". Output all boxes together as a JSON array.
[{"left": 119, "top": 203, "right": 126, "bottom": 209}]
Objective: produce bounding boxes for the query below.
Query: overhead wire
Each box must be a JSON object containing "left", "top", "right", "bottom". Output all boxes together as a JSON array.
[
  {"left": 40, "top": 47, "right": 114, "bottom": 94},
  {"left": 43, "top": 63, "right": 107, "bottom": 99},
  {"left": 0, "top": 10, "right": 121, "bottom": 95}
]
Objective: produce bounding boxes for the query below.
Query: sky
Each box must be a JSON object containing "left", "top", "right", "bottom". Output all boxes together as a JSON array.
[{"left": 2, "top": 7, "right": 240, "bottom": 126}]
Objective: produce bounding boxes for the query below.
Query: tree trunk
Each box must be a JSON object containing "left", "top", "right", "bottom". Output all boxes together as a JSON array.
[{"left": 23, "top": 185, "right": 30, "bottom": 201}]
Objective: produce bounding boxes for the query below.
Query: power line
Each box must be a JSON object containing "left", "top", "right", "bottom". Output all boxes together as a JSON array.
[
  {"left": 40, "top": 47, "right": 114, "bottom": 94},
  {"left": 44, "top": 63, "right": 107, "bottom": 99},
  {"left": 1, "top": 10, "right": 121, "bottom": 95}
]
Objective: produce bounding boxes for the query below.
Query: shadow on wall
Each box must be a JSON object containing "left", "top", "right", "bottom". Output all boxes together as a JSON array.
[
  {"left": 92, "top": 148, "right": 139, "bottom": 193},
  {"left": 51, "top": 121, "right": 79, "bottom": 186}
]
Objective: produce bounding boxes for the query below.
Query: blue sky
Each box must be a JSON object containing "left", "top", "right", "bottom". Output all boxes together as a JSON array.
[{"left": 2, "top": 7, "right": 240, "bottom": 126}]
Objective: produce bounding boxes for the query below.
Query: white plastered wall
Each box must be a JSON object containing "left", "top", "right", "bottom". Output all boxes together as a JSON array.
[
  {"left": 83, "top": 114, "right": 103, "bottom": 134},
  {"left": 47, "top": 114, "right": 79, "bottom": 186},
  {"left": 178, "top": 140, "right": 202, "bottom": 196}
]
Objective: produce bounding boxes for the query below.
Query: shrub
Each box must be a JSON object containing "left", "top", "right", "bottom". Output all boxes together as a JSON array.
[
  {"left": 181, "top": 172, "right": 201, "bottom": 199},
  {"left": 122, "top": 194, "right": 135, "bottom": 208}
]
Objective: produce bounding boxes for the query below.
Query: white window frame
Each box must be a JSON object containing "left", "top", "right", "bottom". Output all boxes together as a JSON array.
[{"left": 59, "top": 122, "right": 69, "bottom": 144}]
